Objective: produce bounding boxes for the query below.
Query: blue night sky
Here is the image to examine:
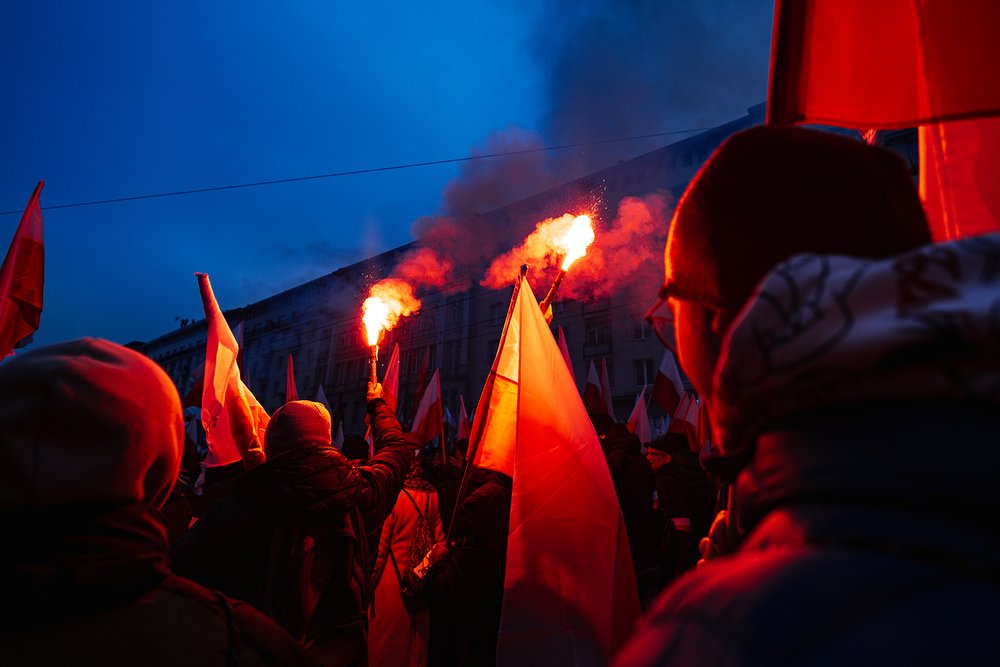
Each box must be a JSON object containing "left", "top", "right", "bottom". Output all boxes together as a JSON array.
[{"left": 0, "top": 1, "right": 773, "bottom": 347}]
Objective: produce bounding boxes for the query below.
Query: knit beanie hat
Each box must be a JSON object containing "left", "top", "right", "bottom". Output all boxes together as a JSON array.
[
  {"left": 661, "top": 125, "right": 931, "bottom": 309},
  {"left": 0, "top": 338, "right": 184, "bottom": 510},
  {"left": 264, "top": 400, "right": 332, "bottom": 455}
]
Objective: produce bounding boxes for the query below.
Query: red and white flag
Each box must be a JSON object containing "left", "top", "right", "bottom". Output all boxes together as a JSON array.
[
  {"left": 600, "top": 357, "right": 615, "bottom": 419},
  {"left": 411, "top": 368, "right": 444, "bottom": 450},
  {"left": 649, "top": 349, "right": 684, "bottom": 414},
  {"left": 457, "top": 394, "right": 470, "bottom": 441},
  {"left": 0, "top": 181, "right": 44, "bottom": 358},
  {"left": 626, "top": 387, "right": 652, "bottom": 446},
  {"left": 285, "top": 353, "right": 298, "bottom": 402},
  {"left": 767, "top": 0, "right": 1000, "bottom": 240},
  {"left": 196, "top": 273, "right": 267, "bottom": 468},
  {"left": 668, "top": 393, "right": 699, "bottom": 453},
  {"left": 557, "top": 326, "right": 575, "bottom": 384},
  {"left": 382, "top": 343, "right": 400, "bottom": 413},
  {"left": 582, "top": 360, "right": 604, "bottom": 414},
  {"left": 468, "top": 274, "right": 640, "bottom": 665}
]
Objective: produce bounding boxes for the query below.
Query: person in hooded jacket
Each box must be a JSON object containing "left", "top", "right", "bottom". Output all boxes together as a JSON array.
[
  {"left": 174, "top": 382, "right": 412, "bottom": 667},
  {"left": 592, "top": 413, "right": 661, "bottom": 610},
  {"left": 617, "top": 126, "right": 1000, "bottom": 666},
  {"left": 0, "top": 338, "right": 311, "bottom": 666}
]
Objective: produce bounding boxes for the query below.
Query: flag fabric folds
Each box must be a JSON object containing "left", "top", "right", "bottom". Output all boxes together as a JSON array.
[
  {"left": 557, "top": 326, "right": 575, "bottom": 384},
  {"left": 196, "top": 273, "right": 267, "bottom": 468},
  {"left": 457, "top": 394, "right": 470, "bottom": 441},
  {"left": 333, "top": 419, "right": 345, "bottom": 451},
  {"left": 582, "top": 360, "right": 604, "bottom": 415},
  {"left": 626, "top": 387, "right": 652, "bottom": 446},
  {"left": 650, "top": 350, "right": 684, "bottom": 414},
  {"left": 315, "top": 382, "right": 332, "bottom": 413},
  {"left": 285, "top": 353, "right": 298, "bottom": 402},
  {"left": 383, "top": 343, "right": 400, "bottom": 413},
  {"left": 767, "top": 0, "right": 1000, "bottom": 128},
  {"left": 411, "top": 368, "right": 443, "bottom": 448},
  {"left": 600, "top": 358, "right": 615, "bottom": 419},
  {"left": 919, "top": 117, "right": 1000, "bottom": 240},
  {"left": 0, "top": 181, "right": 44, "bottom": 358},
  {"left": 469, "top": 274, "right": 640, "bottom": 665}
]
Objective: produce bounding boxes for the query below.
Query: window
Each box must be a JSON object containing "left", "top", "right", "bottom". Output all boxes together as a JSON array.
[
  {"left": 489, "top": 302, "right": 504, "bottom": 327},
  {"left": 443, "top": 340, "right": 461, "bottom": 374},
  {"left": 633, "top": 319, "right": 651, "bottom": 341},
  {"left": 634, "top": 358, "right": 655, "bottom": 386},
  {"left": 585, "top": 320, "right": 610, "bottom": 346},
  {"left": 447, "top": 295, "right": 464, "bottom": 328}
]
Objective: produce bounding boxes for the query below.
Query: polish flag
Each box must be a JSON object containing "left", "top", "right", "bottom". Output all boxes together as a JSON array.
[
  {"left": 600, "top": 358, "right": 615, "bottom": 420},
  {"left": 468, "top": 274, "right": 639, "bottom": 664},
  {"left": 582, "top": 360, "right": 604, "bottom": 414},
  {"left": 196, "top": 273, "right": 267, "bottom": 468},
  {"left": 0, "top": 181, "right": 44, "bottom": 358},
  {"left": 626, "top": 388, "right": 652, "bottom": 446},
  {"left": 285, "top": 353, "right": 298, "bottom": 402},
  {"left": 457, "top": 394, "right": 470, "bottom": 441},
  {"left": 649, "top": 350, "right": 684, "bottom": 414},
  {"left": 557, "top": 326, "right": 575, "bottom": 384},
  {"left": 411, "top": 368, "right": 444, "bottom": 451}
]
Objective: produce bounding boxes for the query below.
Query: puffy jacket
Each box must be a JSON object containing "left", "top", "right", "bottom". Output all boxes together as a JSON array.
[{"left": 0, "top": 338, "right": 310, "bottom": 666}]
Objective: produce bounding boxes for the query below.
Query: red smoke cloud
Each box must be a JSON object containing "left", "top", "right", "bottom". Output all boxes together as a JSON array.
[{"left": 482, "top": 190, "right": 673, "bottom": 300}]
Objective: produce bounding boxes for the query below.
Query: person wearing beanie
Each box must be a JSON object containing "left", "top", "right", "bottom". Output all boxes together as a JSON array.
[
  {"left": 618, "top": 126, "right": 1000, "bottom": 665},
  {"left": 0, "top": 339, "right": 310, "bottom": 665},
  {"left": 645, "top": 433, "right": 713, "bottom": 588},
  {"left": 174, "top": 382, "right": 413, "bottom": 667}
]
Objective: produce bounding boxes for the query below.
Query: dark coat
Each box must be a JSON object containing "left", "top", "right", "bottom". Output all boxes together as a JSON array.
[
  {"left": 652, "top": 445, "right": 715, "bottom": 583},
  {"left": 0, "top": 503, "right": 311, "bottom": 666},
  {"left": 174, "top": 398, "right": 412, "bottom": 665},
  {"left": 617, "top": 401, "right": 1000, "bottom": 666},
  {"left": 423, "top": 473, "right": 512, "bottom": 667},
  {"left": 602, "top": 425, "right": 661, "bottom": 577}
]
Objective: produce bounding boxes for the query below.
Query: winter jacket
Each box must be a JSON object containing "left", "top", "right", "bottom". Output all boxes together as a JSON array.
[
  {"left": 619, "top": 235, "right": 1000, "bottom": 666},
  {"left": 368, "top": 484, "right": 444, "bottom": 667},
  {"left": 423, "top": 473, "right": 512, "bottom": 667},
  {"left": 602, "top": 425, "right": 661, "bottom": 592},
  {"left": 174, "top": 398, "right": 412, "bottom": 666},
  {"left": 0, "top": 338, "right": 310, "bottom": 666}
]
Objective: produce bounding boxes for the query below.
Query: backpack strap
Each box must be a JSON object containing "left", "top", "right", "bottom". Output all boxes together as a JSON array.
[{"left": 401, "top": 488, "right": 425, "bottom": 520}]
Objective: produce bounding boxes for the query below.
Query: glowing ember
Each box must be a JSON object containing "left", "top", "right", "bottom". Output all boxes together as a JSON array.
[
  {"left": 556, "top": 214, "right": 595, "bottom": 271},
  {"left": 362, "top": 279, "right": 421, "bottom": 346}
]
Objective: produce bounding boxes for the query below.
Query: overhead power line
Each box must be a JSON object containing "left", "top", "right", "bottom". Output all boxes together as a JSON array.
[{"left": 0, "top": 126, "right": 712, "bottom": 216}]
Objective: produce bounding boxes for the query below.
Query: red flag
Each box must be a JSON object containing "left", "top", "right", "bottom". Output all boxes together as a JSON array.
[
  {"left": 649, "top": 349, "right": 684, "bottom": 414},
  {"left": 285, "top": 353, "right": 299, "bottom": 402},
  {"left": 411, "top": 368, "right": 443, "bottom": 448},
  {"left": 557, "top": 326, "right": 575, "bottom": 384},
  {"left": 767, "top": 0, "right": 1000, "bottom": 128},
  {"left": 196, "top": 273, "right": 266, "bottom": 468},
  {"left": 668, "top": 393, "right": 699, "bottom": 453},
  {"left": 582, "top": 360, "right": 604, "bottom": 414},
  {"left": 457, "top": 394, "right": 470, "bottom": 441},
  {"left": 626, "top": 388, "right": 652, "bottom": 446},
  {"left": 600, "top": 357, "right": 615, "bottom": 419},
  {"left": 468, "top": 274, "right": 640, "bottom": 664},
  {"left": 920, "top": 118, "right": 1000, "bottom": 240},
  {"left": 0, "top": 181, "right": 44, "bottom": 358},
  {"left": 382, "top": 343, "right": 400, "bottom": 413}
]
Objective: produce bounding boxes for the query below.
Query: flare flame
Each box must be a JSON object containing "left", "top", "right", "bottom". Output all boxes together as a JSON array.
[
  {"left": 362, "top": 279, "right": 421, "bottom": 346},
  {"left": 557, "top": 214, "right": 595, "bottom": 271}
]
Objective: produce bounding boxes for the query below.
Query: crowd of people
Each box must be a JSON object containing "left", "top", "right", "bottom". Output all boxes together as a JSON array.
[{"left": 2, "top": 125, "right": 998, "bottom": 665}]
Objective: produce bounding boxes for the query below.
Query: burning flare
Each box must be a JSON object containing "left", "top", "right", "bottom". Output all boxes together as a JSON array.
[
  {"left": 362, "top": 279, "right": 421, "bottom": 347},
  {"left": 556, "top": 214, "right": 595, "bottom": 270}
]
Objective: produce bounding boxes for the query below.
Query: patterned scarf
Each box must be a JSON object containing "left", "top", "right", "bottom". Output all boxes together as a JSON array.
[{"left": 711, "top": 232, "right": 1000, "bottom": 453}]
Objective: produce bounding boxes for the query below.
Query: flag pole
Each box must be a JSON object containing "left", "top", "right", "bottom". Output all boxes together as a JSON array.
[{"left": 445, "top": 264, "right": 526, "bottom": 541}]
